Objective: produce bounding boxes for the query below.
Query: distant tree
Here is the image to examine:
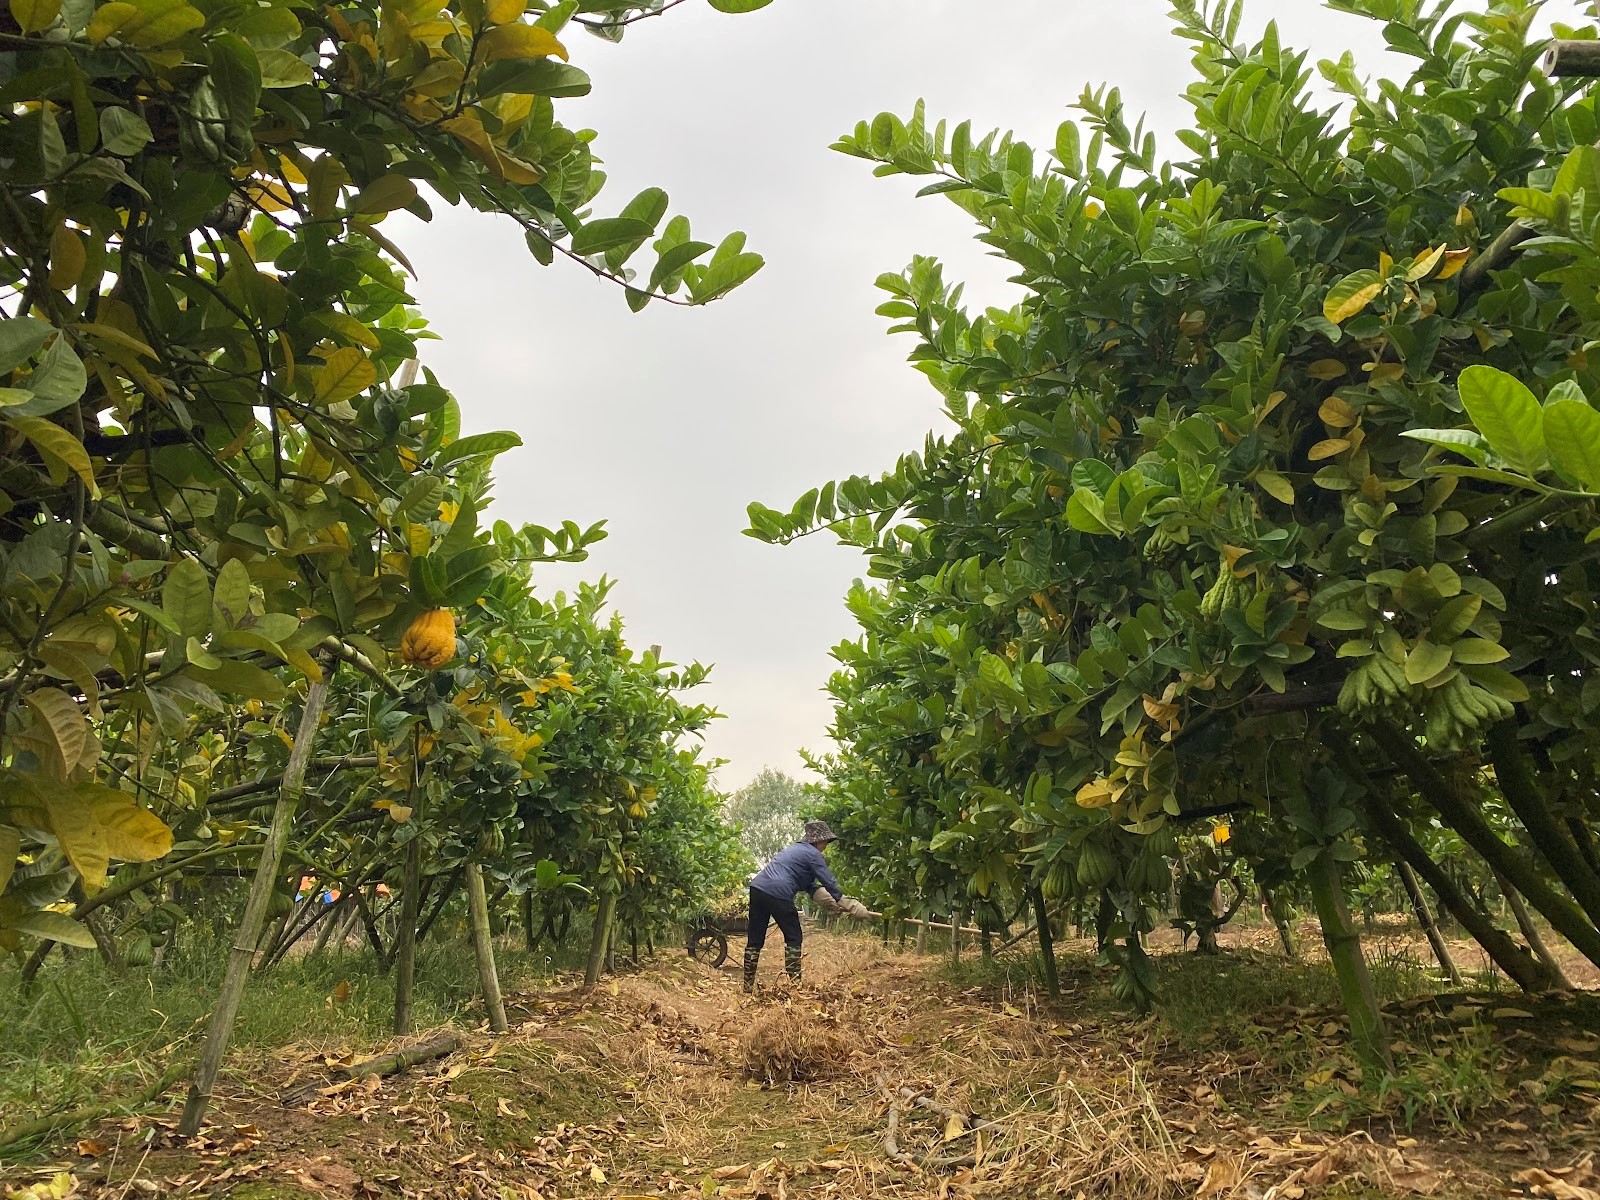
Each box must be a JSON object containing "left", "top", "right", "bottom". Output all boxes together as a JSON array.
[{"left": 725, "top": 769, "right": 809, "bottom": 865}]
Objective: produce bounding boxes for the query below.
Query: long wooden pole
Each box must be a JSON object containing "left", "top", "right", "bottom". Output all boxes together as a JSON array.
[
  {"left": 392, "top": 837, "right": 422, "bottom": 1034},
  {"left": 178, "top": 676, "right": 330, "bottom": 1136},
  {"left": 465, "top": 863, "right": 508, "bottom": 1032}
]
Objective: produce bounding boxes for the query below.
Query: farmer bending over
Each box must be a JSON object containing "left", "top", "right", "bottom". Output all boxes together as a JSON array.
[{"left": 743, "top": 820, "right": 869, "bottom": 992}]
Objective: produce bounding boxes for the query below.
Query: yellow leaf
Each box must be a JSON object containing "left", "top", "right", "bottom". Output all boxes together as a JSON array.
[
  {"left": 21, "top": 687, "right": 87, "bottom": 779},
  {"left": 478, "top": 22, "right": 566, "bottom": 61},
  {"left": 315, "top": 347, "right": 376, "bottom": 405},
  {"left": 1318, "top": 396, "right": 1356, "bottom": 428},
  {"left": 1436, "top": 247, "right": 1471, "bottom": 280},
  {"left": 9, "top": 0, "right": 63, "bottom": 32},
  {"left": 1406, "top": 244, "right": 1445, "bottom": 281},
  {"left": 439, "top": 110, "right": 542, "bottom": 184},
  {"left": 84, "top": 785, "right": 173, "bottom": 864},
  {"left": 407, "top": 57, "right": 466, "bottom": 97},
  {"left": 86, "top": 1, "right": 137, "bottom": 42},
  {"left": 1254, "top": 389, "right": 1286, "bottom": 426},
  {"left": 1367, "top": 362, "right": 1404, "bottom": 384},
  {"left": 1377, "top": 250, "right": 1393, "bottom": 279},
  {"left": 943, "top": 1112, "right": 965, "bottom": 1142},
  {"left": 1324, "top": 280, "right": 1381, "bottom": 324},
  {"left": 1306, "top": 358, "right": 1346, "bottom": 380},
  {"left": 485, "top": 0, "right": 521, "bottom": 22},
  {"left": 313, "top": 310, "right": 380, "bottom": 350},
  {"left": 87, "top": 0, "right": 204, "bottom": 47},
  {"left": 1308, "top": 438, "right": 1350, "bottom": 461},
  {"left": 588, "top": 1165, "right": 606, "bottom": 1185},
  {"left": 9, "top": 416, "right": 99, "bottom": 498},
  {"left": 306, "top": 154, "right": 349, "bottom": 220},
  {"left": 1075, "top": 779, "right": 1116, "bottom": 810},
  {"left": 49, "top": 223, "right": 86, "bottom": 291},
  {"left": 1255, "top": 470, "right": 1294, "bottom": 505}
]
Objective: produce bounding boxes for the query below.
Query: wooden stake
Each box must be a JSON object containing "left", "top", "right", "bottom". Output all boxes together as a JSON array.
[
  {"left": 178, "top": 676, "right": 330, "bottom": 1136},
  {"left": 465, "top": 863, "right": 508, "bottom": 1032}
]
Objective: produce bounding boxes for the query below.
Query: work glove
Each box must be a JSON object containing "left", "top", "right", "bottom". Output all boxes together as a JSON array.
[
  {"left": 841, "top": 898, "right": 872, "bottom": 919},
  {"left": 811, "top": 887, "right": 845, "bottom": 914}
]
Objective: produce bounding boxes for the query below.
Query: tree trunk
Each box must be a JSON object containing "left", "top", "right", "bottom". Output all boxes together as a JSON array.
[
  {"left": 355, "top": 886, "right": 390, "bottom": 970},
  {"left": 1396, "top": 861, "right": 1462, "bottom": 986},
  {"left": 1369, "top": 722, "right": 1600, "bottom": 970},
  {"left": 1262, "top": 886, "right": 1298, "bottom": 958},
  {"left": 1363, "top": 790, "right": 1556, "bottom": 991},
  {"left": 393, "top": 837, "right": 423, "bottom": 1035},
  {"left": 1032, "top": 887, "right": 1060, "bottom": 998},
  {"left": 84, "top": 910, "right": 122, "bottom": 970},
  {"left": 178, "top": 676, "right": 330, "bottom": 1137},
  {"left": 1496, "top": 870, "right": 1574, "bottom": 990},
  {"left": 1306, "top": 849, "right": 1393, "bottom": 1080},
  {"left": 979, "top": 913, "right": 992, "bottom": 961},
  {"left": 312, "top": 894, "right": 349, "bottom": 955},
  {"left": 584, "top": 891, "right": 617, "bottom": 987},
  {"left": 950, "top": 910, "right": 963, "bottom": 967},
  {"left": 465, "top": 864, "right": 508, "bottom": 1032},
  {"left": 521, "top": 891, "right": 537, "bottom": 953},
  {"left": 915, "top": 911, "right": 928, "bottom": 955},
  {"left": 1484, "top": 721, "right": 1600, "bottom": 921}
]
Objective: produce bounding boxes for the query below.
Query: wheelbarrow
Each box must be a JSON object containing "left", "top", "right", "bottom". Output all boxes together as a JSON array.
[{"left": 686, "top": 912, "right": 748, "bottom": 968}]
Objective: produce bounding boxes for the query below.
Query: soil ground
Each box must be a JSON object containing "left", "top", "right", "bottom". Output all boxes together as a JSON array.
[{"left": 4, "top": 926, "right": 1598, "bottom": 1200}]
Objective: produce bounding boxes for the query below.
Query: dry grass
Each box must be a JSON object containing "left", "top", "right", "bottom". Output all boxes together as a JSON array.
[{"left": 738, "top": 1008, "right": 859, "bottom": 1086}]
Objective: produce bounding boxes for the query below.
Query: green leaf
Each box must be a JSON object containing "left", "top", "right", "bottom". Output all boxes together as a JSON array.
[
  {"left": 1541, "top": 398, "right": 1600, "bottom": 490},
  {"left": 1431, "top": 594, "right": 1481, "bottom": 641},
  {"left": 707, "top": 0, "right": 775, "bottom": 9},
  {"left": 185, "top": 636, "right": 222, "bottom": 670},
  {"left": 571, "top": 217, "right": 655, "bottom": 257},
  {"left": 257, "top": 49, "right": 315, "bottom": 88},
  {"left": 475, "top": 59, "right": 591, "bottom": 99},
  {"left": 187, "top": 659, "right": 288, "bottom": 702},
  {"left": 1405, "top": 639, "right": 1451, "bottom": 685},
  {"left": 350, "top": 175, "right": 419, "bottom": 215},
  {"left": 98, "top": 106, "right": 154, "bottom": 155},
  {"left": 1460, "top": 664, "right": 1530, "bottom": 703},
  {"left": 10, "top": 0, "right": 62, "bottom": 33},
  {"left": 0, "top": 317, "right": 53, "bottom": 373},
  {"left": 1065, "top": 491, "right": 1111, "bottom": 534},
  {"left": 7, "top": 910, "right": 96, "bottom": 949},
  {"left": 435, "top": 431, "right": 522, "bottom": 469},
  {"left": 0, "top": 825, "right": 17, "bottom": 896},
  {"left": 688, "top": 232, "right": 763, "bottom": 303},
  {"left": 163, "top": 558, "right": 212, "bottom": 639},
  {"left": 1400, "top": 427, "right": 1490, "bottom": 466},
  {"left": 1255, "top": 470, "right": 1295, "bottom": 504},
  {"left": 1452, "top": 639, "right": 1510, "bottom": 665},
  {"left": 9, "top": 334, "right": 88, "bottom": 416},
  {"left": 212, "top": 558, "right": 252, "bottom": 630},
  {"left": 1457, "top": 364, "right": 1547, "bottom": 476}
]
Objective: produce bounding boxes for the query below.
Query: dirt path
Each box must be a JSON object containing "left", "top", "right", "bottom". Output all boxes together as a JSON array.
[{"left": 6, "top": 934, "right": 1599, "bottom": 1200}]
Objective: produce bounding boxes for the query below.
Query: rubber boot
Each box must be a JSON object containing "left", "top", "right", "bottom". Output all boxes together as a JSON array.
[
  {"left": 784, "top": 944, "right": 802, "bottom": 983},
  {"left": 742, "top": 947, "right": 760, "bottom": 993}
]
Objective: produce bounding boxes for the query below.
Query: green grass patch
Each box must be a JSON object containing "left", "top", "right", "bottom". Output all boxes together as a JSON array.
[{"left": 0, "top": 924, "right": 584, "bottom": 1136}]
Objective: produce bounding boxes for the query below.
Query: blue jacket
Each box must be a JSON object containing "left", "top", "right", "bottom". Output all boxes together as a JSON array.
[{"left": 750, "top": 842, "right": 842, "bottom": 904}]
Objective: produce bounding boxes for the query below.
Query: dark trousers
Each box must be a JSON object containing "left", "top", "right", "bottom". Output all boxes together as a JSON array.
[{"left": 747, "top": 888, "right": 802, "bottom": 951}]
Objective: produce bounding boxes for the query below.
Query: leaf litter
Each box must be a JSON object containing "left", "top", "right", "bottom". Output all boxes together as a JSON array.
[{"left": 5, "top": 932, "right": 1598, "bottom": 1200}]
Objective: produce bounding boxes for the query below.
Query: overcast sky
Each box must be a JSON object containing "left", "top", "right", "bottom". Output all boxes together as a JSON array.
[{"left": 396, "top": 0, "right": 1584, "bottom": 792}]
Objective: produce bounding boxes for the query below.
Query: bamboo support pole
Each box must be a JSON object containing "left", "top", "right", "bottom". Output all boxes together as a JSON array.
[{"left": 178, "top": 676, "right": 331, "bottom": 1136}]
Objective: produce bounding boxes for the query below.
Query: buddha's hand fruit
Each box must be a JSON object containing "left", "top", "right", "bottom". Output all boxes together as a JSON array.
[{"left": 400, "top": 608, "right": 457, "bottom": 670}]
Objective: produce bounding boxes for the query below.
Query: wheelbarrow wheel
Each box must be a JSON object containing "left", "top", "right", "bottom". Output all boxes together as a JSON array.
[{"left": 688, "top": 928, "right": 728, "bottom": 968}]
